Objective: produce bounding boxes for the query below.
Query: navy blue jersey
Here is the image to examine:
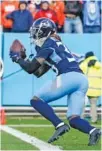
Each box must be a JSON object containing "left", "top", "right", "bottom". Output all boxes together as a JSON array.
[{"left": 35, "top": 37, "right": 82, "bottom": 75}]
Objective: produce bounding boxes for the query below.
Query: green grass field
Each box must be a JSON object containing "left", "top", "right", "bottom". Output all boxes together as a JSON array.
[
  {"left": 1, "top": 117, "right": 101, "bottom": 150},
  {"left": 1, "top": 131, "right": 38, "bottom": 150}
]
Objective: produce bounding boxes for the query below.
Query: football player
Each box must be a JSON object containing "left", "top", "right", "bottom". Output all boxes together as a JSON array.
[{"left": 10, "top": 18, "right": 101, "bottom": 145}]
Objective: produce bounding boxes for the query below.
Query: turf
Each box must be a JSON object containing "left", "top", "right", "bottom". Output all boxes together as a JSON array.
[
  {"left": 1, "top": 131, "right": 38, "bottom": 150},
  {"left": 6, "top": 116, "right": 101, "bottom": 126},
  {"left": 15, "top": 126, "right": 101, "bottom": 150},
  {"left": 1, "top": 117, "right": 101, "bottom": 150},
  {"left": 7, "top": 117, "right": 51, "bottom": 125}
]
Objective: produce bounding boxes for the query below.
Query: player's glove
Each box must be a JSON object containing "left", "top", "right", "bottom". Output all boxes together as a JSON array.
[
  {"left": 9, "top": 39, "right": 27, "bottom": 63},
  {"left": 10, "top": 51, "right": 21, "bottom": 63},
  {"left": 88, "top": 59, "right": 97, "bottom": 67}
]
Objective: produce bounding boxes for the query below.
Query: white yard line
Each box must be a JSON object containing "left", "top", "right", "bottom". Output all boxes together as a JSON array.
[
  {"left": 0, "top": 125, "right": 62, "bottom": 151},
  {"left": 7, "top": 124, "right": 101, "bottom": 128},
  {"left": 8, "top": 124, "right": 53, "bottom": 127}
]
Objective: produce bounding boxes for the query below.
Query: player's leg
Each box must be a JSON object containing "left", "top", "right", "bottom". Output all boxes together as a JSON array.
[
  {"left": 30, "top": 73, "right": 78, "bottom": 143},
  {"left": 67, "top": 91, "right": 95, "bottom": 134},
  {"left": 30, "top": 96, "right": 64, "bottom": 126},
  {"left": 30, "top": 79, "right": 70, "bottom": 143},
  {"left": 67, "top": 74, "right": 101, "bottom": 145},
  {"left": 30, "top": 80, "right": 64, "bottom": 127},
  {"left": 31, "top": 72, "right": 82, "bottom": 128},
  {"left": 31, "top": 95, "right": 70, "bottom": 144}
]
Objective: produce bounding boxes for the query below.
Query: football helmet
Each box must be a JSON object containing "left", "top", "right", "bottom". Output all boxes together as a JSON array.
[{"left": 30, "top": 17, "right": 57, "bottom": 47}]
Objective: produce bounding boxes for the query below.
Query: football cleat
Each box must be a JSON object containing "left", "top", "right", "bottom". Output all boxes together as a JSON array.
[
  {"left": 48, "top": 124, "right": 70, "bottom": 143},
  {"left": 88, "top": 128, "right": 101, "bottom": 146}
]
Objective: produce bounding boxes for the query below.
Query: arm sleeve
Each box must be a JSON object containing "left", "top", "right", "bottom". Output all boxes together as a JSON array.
[
  {"left": 18, "top": 58, "right": 41, "bottom": 74},
  {"left": 18, "top": 48, "right": 54, "bottom": 74}
]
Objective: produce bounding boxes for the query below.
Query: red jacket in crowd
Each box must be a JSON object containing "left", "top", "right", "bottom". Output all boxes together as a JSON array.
[
  {"left": 34, "top": 9, "right": 58, "bottom": 24},
  {"left": 50, "top": 1, "right": 65, "bottom": 27}
]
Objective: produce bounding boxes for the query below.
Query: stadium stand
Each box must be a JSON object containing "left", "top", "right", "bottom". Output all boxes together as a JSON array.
[{"left": 0, "top": 0, "right": 101, "bottom": 33}]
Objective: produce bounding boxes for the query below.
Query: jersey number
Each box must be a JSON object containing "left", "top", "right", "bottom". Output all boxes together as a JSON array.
[{"left": 56, "top": 42, "right": 75, "bottom": 62}]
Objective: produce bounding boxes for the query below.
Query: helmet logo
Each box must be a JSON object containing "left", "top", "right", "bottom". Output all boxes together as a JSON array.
[{"left": 40, "top": 20, "right": 50, "bottom": 28}]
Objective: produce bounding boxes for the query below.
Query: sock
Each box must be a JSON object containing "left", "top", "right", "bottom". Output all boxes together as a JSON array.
[
  {"left": 69, "top": 116, "right": 95, "bottom": 134},
  {"left": 56, "top": 122, "right": 65, "bottom": 129},
  {"left": 30, "top": 99, "right": 63, "bottom": 127}
]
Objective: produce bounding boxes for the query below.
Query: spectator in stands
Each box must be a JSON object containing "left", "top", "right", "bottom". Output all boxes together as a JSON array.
[
  {"left": 83, "top": 0, "right": 101, "bottom": 33},
  {"left": 50, "top": 0, "right": 65, "bottom": 33},
  {"left": 64, "top": 1, "right": 83, "bottom": 33},
  {"left": 27, "top": 3, "right": 37, "bottom": 19},
  {"left": 80, "top": 51, "right": 102, "bottom": 123},
  {"left": 29, "top": 0, "right": 42, "bottom": 10},
  {"left": 34, "top": 1, "right": 57, "bottom": 25},
  {"left": 6, "top": 1, "right": 33, "bottom": 32},
  {"left": 1, "top": 0, "right": 19, "bottom": 32}
]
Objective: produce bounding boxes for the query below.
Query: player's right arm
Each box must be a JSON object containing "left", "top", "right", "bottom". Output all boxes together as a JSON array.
[
  {"left": 18, "top": 47, "right": 53, "bottom": 74},
  {"left": 18, "top": 57, "right": 41, "bottom": 74}
]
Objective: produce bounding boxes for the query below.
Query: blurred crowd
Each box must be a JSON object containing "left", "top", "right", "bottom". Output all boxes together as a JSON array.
[{"left": 0, "top": 0, "right": 101, "bottom": 33}]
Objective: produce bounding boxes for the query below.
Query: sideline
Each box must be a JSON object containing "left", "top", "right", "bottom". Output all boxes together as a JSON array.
[
  {"left": 0, "top": 125, "right": 62, "bottom": 151},
  {"left": 8, "top": 124, "right": 53, "bottom": 127},
  {"left": 7, "top": 124, "right": 101, "bottom": 128}
]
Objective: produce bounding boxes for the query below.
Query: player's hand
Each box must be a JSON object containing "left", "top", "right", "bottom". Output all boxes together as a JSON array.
[
  {"left": 9, "top": 39, "right": 27, "bottom": 63},
  {"left": 9, "top": 51, "right": 21, "bottom": 63}
]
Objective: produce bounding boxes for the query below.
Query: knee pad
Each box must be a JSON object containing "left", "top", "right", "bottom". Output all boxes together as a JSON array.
[{"left": 68, "top": 116, "right": 80, "bottom": 128}]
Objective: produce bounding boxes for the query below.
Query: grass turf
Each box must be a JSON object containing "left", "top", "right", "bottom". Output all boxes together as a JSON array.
[
  {"left": 1, "top": 117, "right": 101, "bottom": 150},
  {"left": 6, "top": 116, "right": 101, "bottom": 126},
  {"left": 1, "top": 131, "right": 38, "bottom": 150},
  {"left": 15, "top": 126, "right": 101, "bottom": 150},
  {"left": 7, "top": 116, "right": 51, "bottom": 125}
]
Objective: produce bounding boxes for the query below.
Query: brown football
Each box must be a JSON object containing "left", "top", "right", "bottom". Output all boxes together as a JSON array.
[{"left": 10, "top": 39, "right": 24, "bottom": 52}]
